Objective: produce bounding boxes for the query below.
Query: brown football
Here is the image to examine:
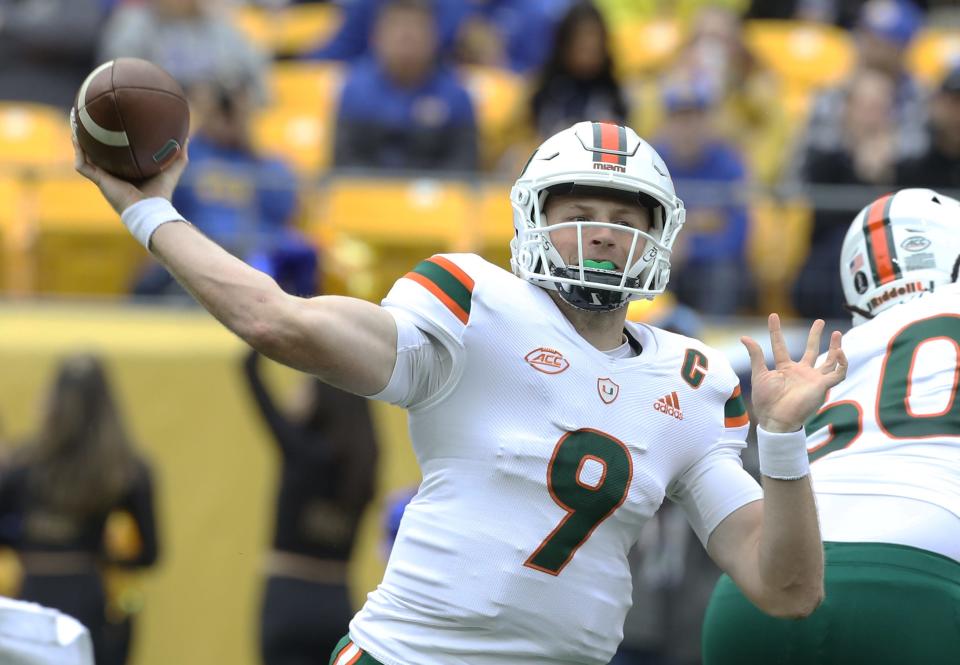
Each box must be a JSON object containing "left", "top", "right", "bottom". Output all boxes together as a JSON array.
[{"left": 71, "top": 58, "right": 190, "bottom": 181}]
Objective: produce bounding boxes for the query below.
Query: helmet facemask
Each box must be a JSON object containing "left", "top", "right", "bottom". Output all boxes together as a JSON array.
[{"left": 512, "top": 185, "right": 679, "bottom": 311}]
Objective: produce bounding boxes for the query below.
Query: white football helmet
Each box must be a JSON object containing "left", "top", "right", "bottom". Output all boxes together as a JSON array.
[
  {"left": 840, "top": 188, "right": 960, "bottom": 326},
  {"left": 510, "top": 121, "right": 685, "bottom": 311}
]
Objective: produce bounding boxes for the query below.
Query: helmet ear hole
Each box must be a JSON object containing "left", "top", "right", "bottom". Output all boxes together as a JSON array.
[{"left": 952, "top": 254, "right": 960, "bottom": 283}]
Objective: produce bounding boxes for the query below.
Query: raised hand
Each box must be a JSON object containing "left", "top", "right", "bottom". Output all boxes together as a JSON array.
[
  {"left": 72, "top": 134, "right": 189, "bottom": 216},
  {"left": 742, "top": 314, "right": 847, "bottom": 433}
]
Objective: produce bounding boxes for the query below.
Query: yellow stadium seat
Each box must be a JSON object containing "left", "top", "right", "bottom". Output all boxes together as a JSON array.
[
  {"left": 252, "top": 107, "right": 333, "bottom": 177},
  {"left": 0, "top": 175, "right": 25, "bottom": 292},
  {"left": 267, "top": 61, "right": 344, "bottom": 114},
  {"left": 460, "top": 66, "right": 526, "bottom": 164},
  {"left": 908, "top": 28, "right": 960, "bottom": 86},
  {"left": 612, "top": 18, "right": 684, "bottom": 77},
  {"left": 749, "top": 196, "right": 812, "bottom": 316},
  {"left": 744, "top": 20, "right": 854, "bottom": 90},
  {"left": 471, "top": 184, "right": 514, "bottom": 270},
  {"left": 0, "top": 103, "right": 73, "bottom": 171},
  {"left": 321, "top": 177, "right": 471, "bottom": 247},
  {"left": 317, "top": 178, "right": 474, "bottom": 300},
  {"left": 28, "top": 174, "right": 144, "bottom": 295},
  {"left": 233, "top": 4, "right": 342, "bottom": 58}
]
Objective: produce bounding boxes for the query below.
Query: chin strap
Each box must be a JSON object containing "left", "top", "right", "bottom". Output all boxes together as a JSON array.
[{"left": 842, "top": 303, "right": 874, "bottom": 321}]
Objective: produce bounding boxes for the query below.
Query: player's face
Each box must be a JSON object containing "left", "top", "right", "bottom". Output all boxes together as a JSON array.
[{"left": 544, "top": 193, "right": 652, "bottom": 270}]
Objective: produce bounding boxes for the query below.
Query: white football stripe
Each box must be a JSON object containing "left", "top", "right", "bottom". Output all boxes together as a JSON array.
[
  {"left": 333, "top": 643, "right": 360, "bottom": 665},
  {"left": 77, "top": 60, "right": 130, "bottom": 147}
]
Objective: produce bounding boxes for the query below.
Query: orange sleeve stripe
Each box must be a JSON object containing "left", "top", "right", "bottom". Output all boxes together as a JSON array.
[
  {"left": 725, "top": 412, "right": 750, "bottom": 428},
  {"left": 429, "top": 255, "right": 475, "bottom": 291},
  {"left": 405, "top": 271, "right": 470, "bottom": 324}
]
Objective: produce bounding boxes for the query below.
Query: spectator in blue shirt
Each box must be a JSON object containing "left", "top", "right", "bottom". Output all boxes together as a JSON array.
[
  {"left": 654, "top": 79, "right": 754, "bottom": 315},
  {"left": 133, "top": 80, "right": 318, "bottom": 299},
  {"left": 307, "top": 0, "right": 568, "bottom": 75},
  {"left": 333, "top": 0, "right": 478, "bottom": 173}
]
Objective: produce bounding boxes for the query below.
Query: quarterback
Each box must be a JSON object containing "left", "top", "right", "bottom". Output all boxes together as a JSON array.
[
  {"left": 703, "top": 189, "right": 960, "bottom": 665},
  {"left": 73, "top": 121, "right": 846, "bottom": 665}
]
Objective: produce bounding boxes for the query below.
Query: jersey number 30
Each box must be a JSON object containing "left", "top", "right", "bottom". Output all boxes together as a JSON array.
[
  {"left": 807, "top": 314, "right": 960, "bottom": 461},
  {"left": 524, "top": 429, "right": 633, "bottom": 576}
]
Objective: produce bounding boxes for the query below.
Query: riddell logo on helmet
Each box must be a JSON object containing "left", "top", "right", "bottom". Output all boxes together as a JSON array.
[
  {"left": 867, "top": 281, "right": 930, "bottom": 311},
  {"left": 593, "top": 162, "right": 626, "bottom": 173}
]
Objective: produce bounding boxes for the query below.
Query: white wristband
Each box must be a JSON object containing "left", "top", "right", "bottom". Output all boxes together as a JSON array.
[
  {"left": 757, "top": 426, "right": 810, "bottom": 480},
  {"left": 120, "top": 197, "right": 187, "bottom": 250}
]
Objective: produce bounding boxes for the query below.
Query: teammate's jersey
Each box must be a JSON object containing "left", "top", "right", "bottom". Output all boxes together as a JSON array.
[
  {"left": 350, "top": 254, "right": 762, "bottom": 665},
  {"left": 807, "top": 284, "right": 960, "bottom": 546}
]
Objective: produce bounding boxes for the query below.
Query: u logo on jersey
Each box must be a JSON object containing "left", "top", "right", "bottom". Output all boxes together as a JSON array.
[{"left": 598, "top": 378, "right": 620, "bottom": 404}]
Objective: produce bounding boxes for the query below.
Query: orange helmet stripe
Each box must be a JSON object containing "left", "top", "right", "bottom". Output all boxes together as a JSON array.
[{"left": 863, "top": 194, "right": 901, "bottom": 285}]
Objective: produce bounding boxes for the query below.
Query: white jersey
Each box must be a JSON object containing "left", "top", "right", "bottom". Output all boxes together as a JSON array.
[
  {"left": 350, "top": 254, "right": 762, "bottom": 665},
  {"left": 807, "top": 284, "right": 960, "bottom": 556},
  {"left": 0, "top": 597, "right": 94, "bottom": 665}
]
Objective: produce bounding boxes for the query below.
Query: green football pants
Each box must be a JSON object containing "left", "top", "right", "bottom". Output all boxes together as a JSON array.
[
  {"left": 702, "top": 542, "right": 960, "bottom": 665},
  {"left": 329, "top": 635, "right": 385, "bottom": 665}
]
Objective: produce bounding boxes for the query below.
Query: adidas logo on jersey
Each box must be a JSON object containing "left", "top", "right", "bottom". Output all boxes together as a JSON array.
[{"left": 654, "top": 392, "right": 683, "bottom": 420}]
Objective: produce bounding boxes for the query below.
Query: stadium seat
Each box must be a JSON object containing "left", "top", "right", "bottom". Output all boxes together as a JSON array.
[
  {"left": 748, "top": 196, "right": 812, "bottom": 316},
  {"left": 743, "top": 20, "right": 854, "bottom": 90},
  {"left": 318, "top": 177, "right": 473, "bottom": 298},
  {"left": 459, "top": 66, "right": 527, "bottom": 167},
  {"left": 267, "top": 61, "right": 344, "bottom": 114},
  {"left": 908, "top": 28, "right": 960, "bottom": 86},
  {"left": 233, "top": 4, "right": 342, "bottom": 58},
  {"left": 611, "top": 18, "right": 684, "bottom": 77},
  {"left": 28, "top": 174, "right": 144, "bottom": 295},
  {"left": 321, "top": 177, "right": 471, "bottom": 247},
  {"left": 252, "top": 107, "right": 333, "bottom": 177},
  {"left": 0, "top": 175, "right": 26, "bottom": 292},
  {"left": 0, "top": 103, "right": 73, "bottom": 172},
  {"left": 473, "top": 184, "right": 513, "bottom": 261}
]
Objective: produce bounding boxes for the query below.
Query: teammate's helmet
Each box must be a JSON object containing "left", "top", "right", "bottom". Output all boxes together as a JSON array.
[
  {"left": 510, "top": 121, "right": 685, "bottom": 311},
  {"left": 840, "top": 188, "right": 960, "bottom": 326}
]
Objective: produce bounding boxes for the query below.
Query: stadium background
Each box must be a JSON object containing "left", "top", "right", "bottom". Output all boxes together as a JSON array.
[{"left": 0, "top": 1, "right": 958, "bottom": 664}]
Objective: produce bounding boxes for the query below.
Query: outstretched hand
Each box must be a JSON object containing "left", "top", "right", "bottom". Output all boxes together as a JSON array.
[
  {"left": 742, "top": 314, "right": 847, "bottom": 433},
  {"left": 72, "top": 134, "right": 189, "bottom": 216}
]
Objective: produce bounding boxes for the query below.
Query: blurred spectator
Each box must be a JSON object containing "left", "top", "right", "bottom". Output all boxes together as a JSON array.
[
  {"left": 529, "top": 1, "right": 629, "bottom": 140},
  {"left": 785, "top": 0, "right": 928, "bottom": 186},
  {"left": 98, "top": 0, "right": 268, "bottom": 104},
  {"left": 305, "top": 0, "right": 466, "bottom": 62},
  {"left": 306, "top": 0, "right": 567, "bottom": 74},
  {"left": 132, "top": 79, "right": 318, "bottom": 299},
  {"left": 897, "top": 65, "right": 960, "bottom": 190},
  {"left": 0, "top": 0, "right": 109, "bottom": 108},
  {"left": 670, "top": 6, "right": 792, "bottom": 185},
  {"left": 653, "top": 80, "right": 754, "bottom": 316},
  {"left": 242, "top": 350, "right": 378, "bottom": 664},
  {"left": 0, "top": 354, "right": 159, "bottom": 665},
  {"left": 332, "top": 0, "right": 478, "bottom": 173},
  {"left": 382, "top": 487, "right": 416, "bottom": 554},
  {"left": 453, "top": 0, "right": 571, "bottom": 75},
  {"left": 746, "top": 0, "right": 932, "bottom": 26},
  {"left": 792, "top": 68, "right": 898, "bottom": 320}
]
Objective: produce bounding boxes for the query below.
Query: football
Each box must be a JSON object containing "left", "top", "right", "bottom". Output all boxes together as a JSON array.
[{"left": 71, "top": 58, "right": 190, "bottom": 181}]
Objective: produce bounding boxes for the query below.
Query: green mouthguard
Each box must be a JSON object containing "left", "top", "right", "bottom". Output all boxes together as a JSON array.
[{"left": 583, "top": 260, "right": 616, "bottom": 270}]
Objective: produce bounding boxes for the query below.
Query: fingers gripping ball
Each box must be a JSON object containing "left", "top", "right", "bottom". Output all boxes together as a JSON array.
[{"left": 71, "top": 58, "right": 190, "bottom": 181}]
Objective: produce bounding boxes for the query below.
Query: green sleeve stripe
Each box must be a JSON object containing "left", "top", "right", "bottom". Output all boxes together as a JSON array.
[
  {"left": 410, "top": 259, "right": 472, "bottom": 319},
  {"left": 724, "top": 394, "right": 747, "bottom": 419}
]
